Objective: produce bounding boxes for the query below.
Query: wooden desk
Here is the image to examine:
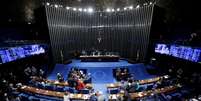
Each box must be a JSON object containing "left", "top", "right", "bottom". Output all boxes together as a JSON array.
[
  {"left": 108, "top": 90, "right": 125, "bottom": 100},
  {"left": 106, "top": 75, "right": 169, "bottom": 88},
  {"left": 20, "top": 85, "right": 90, "bottom": 100},
  {"left": 129, "top": 85, "right": 179, "bottom": 100},
  {"left": 79, "top": 55, "right": 119, "bottom": 62},
  {"left": 31, "top": 76, "right": 93, "bottom": 89},
  {"left": 108, "top": 94, "right": 124, "bottom": 100},
  {"left": 108, "top": 85, "right": 179, "bottom": 100}
]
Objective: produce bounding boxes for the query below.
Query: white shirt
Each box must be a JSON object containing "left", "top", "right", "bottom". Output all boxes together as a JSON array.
[{"left": 63, "top": 95, "right": 70, "bottom": 101}]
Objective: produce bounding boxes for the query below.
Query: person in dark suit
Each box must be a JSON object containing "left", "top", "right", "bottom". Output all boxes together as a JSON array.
[
  {"left": 115, "top": 68, "right": 122, "bottom": 81},
  {"left": 57, "top": 73, "right": 64, "bottom": 82},
  {"left": 90, "top": 93, "right": 98, "bottom": 101},
  {"left": 122, "top": 68, "right": 129, "bottom": 80}
]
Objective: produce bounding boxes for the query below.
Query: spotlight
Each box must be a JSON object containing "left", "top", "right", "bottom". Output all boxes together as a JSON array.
[
  {"left": 150, "top": 2, "right": 153, "bottom": 5},
  {"left": 117, "top": 8, "right": 120, "bottom": 11},
  {"left": 28, "top": 22, "right": 31, "bottom": 25},
  {"left": 83, "top": 9, "right": 87, "bottom": 12},
  {"left": 124, "top": 7, "right": 127, "bottom": 10},
  {"left": 111, "top": 9, "right": 115, "bottom": 12},
  {"left": 87, "top": 8, "right": 93, "bottom": 13},
  {"left": 136, "top": 5, "right": 140, "bottom": 8},
  {"left": 46, "top": 2, "right": 50, "bottom": 6},
  {"left": 144, "top": 3, "right": 148, "bottom": 6},
  {"left": 129, "top": 6, "right": 133, "bottom": 9},
  {"left": 66, "top": 7, "right": 70, "bottom": 10},
  {"left": 106, "top": 8, "right": 111, "bottom": 12},
  {"left": 73, "top": 8, "right": 77, "bottom": 11},
  {"left": 78, "top": 8, "right": 83, "bottom": 11},
  {"left": 54, "top": 4, "right": 58, "bottom": 8},
  {"left": 58, "top": 5, "right": 63, "bottom": 7}
]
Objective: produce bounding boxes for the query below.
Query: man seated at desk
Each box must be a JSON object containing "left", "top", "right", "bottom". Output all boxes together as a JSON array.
[
  {"left": 115, "top": 68, "right": 129, "bottom": 81},
  {"left": 121, "top": 68, "right": 129, "bottom": 80},
  {"left": 127, "top": 80, "right": 140, "bottom": 93},
  {"left": 116, "top": 68, "right": 122, "bottom": 81}
]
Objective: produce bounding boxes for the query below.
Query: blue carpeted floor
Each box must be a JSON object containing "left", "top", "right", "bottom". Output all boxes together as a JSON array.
[{"left": 47, "top": 59, "right": 156, "bottom": 98}]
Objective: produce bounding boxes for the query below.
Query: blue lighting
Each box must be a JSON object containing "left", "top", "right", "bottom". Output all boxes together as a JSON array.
[
  {"left": 0, "top": 44, "right": 46, "bottom": 64},
  {"left": 155, "top": 43, "right": 201, "bottom": 63}
]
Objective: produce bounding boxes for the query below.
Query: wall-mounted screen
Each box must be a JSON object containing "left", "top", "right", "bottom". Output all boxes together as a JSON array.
[
  {"left": 0, "top": 44, "right": 46, "bottom": 64},
  {"left": 155, "top": 44, "right": 170, "bottom": 55},
  {"left": 155, "top": 43, "right": 201, "bottom": 63}
]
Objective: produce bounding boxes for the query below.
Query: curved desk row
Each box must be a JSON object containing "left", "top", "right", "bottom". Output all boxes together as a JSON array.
[
  {"left": 108, "top": 84, "right": 180, "bottom": 100},
  {"left": 106, "top": 75, "right": 169, "bottom": 88},
  {"left": 30, "top": 76, "right": 93, "bottom": 89},
  {"left": 129, "top": 85, "right": 179, "bottom": 99},
  {"left": 20, "top": 85, "right": 91, "bottom": 100}
]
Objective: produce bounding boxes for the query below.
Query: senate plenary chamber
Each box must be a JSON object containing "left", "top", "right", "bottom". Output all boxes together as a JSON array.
[{"left": 0, "top": 0, "right": 201, "bottom": 101}]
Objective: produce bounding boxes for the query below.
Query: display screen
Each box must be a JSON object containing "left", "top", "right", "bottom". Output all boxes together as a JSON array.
[
  {"left": 0, "top": 44, "right": 46, "bottom": 64},
  {"left": 155, "top": 43, "right": 201, "bottom": 63},
  {"left": 155, "top": 44, "right": 170, "bottom": 55}
]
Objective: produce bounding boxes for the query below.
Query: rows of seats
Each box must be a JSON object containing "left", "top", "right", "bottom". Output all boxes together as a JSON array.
[
  {"left": 29, "top": 78, "right": 91, "bottom": 94},
  {"left": 15, "top": 68, "right": 93, "bottom": 100},
  {"left": 108, "top": 68, "right": 184, "bottom": 100},
  {"left": 19, "top": 93, "right": 62, "bottom": 101}
]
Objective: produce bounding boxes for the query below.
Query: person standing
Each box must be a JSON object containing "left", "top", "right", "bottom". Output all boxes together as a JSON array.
[
  {"left": 63, "top": 92, "right": 70, "bottom": 101},
  {"left": 31, "top": 66, "right": 37, "bottom": 76}
]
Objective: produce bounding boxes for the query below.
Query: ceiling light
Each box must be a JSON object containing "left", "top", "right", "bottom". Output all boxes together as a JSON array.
[
  {"left": 150, "top": 2, "right": 153, "bottom": 5},
  {"left": 87, "top": 8, "right": 93, "bottom": 13},
  {"left": 54, "top": 4, "right": 58, "bottom": 8},
  {"left": 129, "top": 6, "right": 133, "bottom": 9},
  {"left": 117, "top": 8, "right": 120, "bottom": 11},
  {"left": 124, "top": 7, "right": 127, "bottom": 10},
  {"left": 111, "top": 9, "right": 115, "bottom": 12},
  {"left": 136, "top": 5, "right": 140, "bottom": 8},
  {"left": 106, "top": 8, "right": 111, "bottom": 12},
  {"left": 78, "top": 8, "right": 83, "bottom": 11},
  {"left": 144, "top": 3, "right": 148, "bottom": 6},
  {"left": 73, "top": 8, "right": 77, "bottom": 11},
  {"left": 66, "top": 7, "right": 70, "bottom": 10},
  {"left": 83, "top": 9, "right": 87, "bottom": 12},
  {"left": 46, "top": 2, "right": 50, "bottom": 6}
]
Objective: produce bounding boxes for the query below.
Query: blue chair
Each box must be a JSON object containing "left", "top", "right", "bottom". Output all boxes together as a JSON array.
[
  {"left": 36, "top": 94, "right": 62, "bottom": 101},
  {"left": 68, "top": 87, "right": 77, "bottom": 93},
  {"left": 146, "top": 85, "right": 153, "bottom": 90},
  {"left": 37, "top": 83, "right": 44, "bottom": 89},
  {"left": 55, "top": 86, "right": 64, "bottom": 92},
  {"left": 19, "top": 93, "right": 29, "bottom": 101},
  {"left": 136, "top": 87, "right": 144, "bottom": 92},
  {"left": 45, "top": 85, "right": 55, "bottom": 91},
  {"left": 79, "top": 89, "right": 90, "bottom": 94},
  {"left": 28, "top": 96, "right": 40, "bottom": 101},
  {"left": 109, "top": 88, "right": 119, "bottom": 94},
  {"left": 64, "top": 86, "right": 70, "bottom": 92}
]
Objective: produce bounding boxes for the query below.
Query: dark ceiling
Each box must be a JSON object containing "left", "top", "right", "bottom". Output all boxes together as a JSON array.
[{"left": 0, "top": 0, "right": 201, "bottom": 31}]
